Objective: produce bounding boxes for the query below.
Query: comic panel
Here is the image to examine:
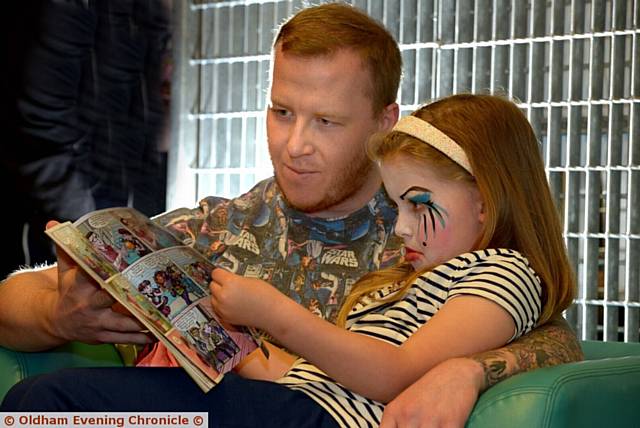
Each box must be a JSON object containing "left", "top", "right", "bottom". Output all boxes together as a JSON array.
[
  {"left": 118, "top": 249, "right": 207, "bottom": 322},
  {"left": 164, "top": 328, "right": 222, "bottom": 383},
  {"left": 75, "top": 210, "right": 155, "bottom": 272},
  {"left": 108, "top": 275, "right": 173, "bottom": 334},
  {"left": 172, "top": 300, "right": 257, "bottom": 375},
  {"left": 46, "top": 223, "right": 119, "bottom": 281},
  {"left": 111, "top": 208, "right": 183, "bottom": 250},
  {"left": 161, "top": 246, "right": 216, "bottom": 290}
]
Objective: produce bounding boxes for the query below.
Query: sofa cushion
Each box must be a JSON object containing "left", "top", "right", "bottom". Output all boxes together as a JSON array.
[{"left": 0, "top": 342, "right": 123, "bottom": 401}]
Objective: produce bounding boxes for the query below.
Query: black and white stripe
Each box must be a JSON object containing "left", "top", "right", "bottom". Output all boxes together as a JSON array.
[{"left": 277, "top": 249, "right": 542, "bottom": 428}]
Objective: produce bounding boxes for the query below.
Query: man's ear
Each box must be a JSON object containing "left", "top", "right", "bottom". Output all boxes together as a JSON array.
[{"left": 378, "top": 102, "right": 399, "bottom": 132}]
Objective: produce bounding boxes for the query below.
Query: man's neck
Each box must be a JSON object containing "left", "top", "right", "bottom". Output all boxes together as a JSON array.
[{"left": 306, "top": 175, "right": 383, "bottom": 220}]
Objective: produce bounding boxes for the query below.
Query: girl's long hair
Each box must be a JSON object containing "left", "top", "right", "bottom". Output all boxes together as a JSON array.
[{"left": 337, "top": 94, "right": 575, "bottom": 327}]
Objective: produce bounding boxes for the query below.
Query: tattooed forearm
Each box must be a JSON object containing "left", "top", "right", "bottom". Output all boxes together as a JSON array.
[{"left": 471, "top": 317, "right": 584, "bottom": 391}]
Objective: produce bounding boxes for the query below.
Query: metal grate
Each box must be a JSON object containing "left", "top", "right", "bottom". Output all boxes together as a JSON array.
[{"left": 170, "top": 0, "right": 640, "bottom": 342}]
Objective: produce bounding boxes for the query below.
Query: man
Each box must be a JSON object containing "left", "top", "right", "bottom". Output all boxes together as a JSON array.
[{"left": 0, "top": 3, "right": 581, "bottom": 425}]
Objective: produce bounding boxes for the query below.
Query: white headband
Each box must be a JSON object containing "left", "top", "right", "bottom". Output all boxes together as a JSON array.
[{"left": 392, "top": 115, "right": 474, "bottom": 175}]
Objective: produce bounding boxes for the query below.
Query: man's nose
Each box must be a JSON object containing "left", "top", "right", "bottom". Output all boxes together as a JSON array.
[{"left": 287, "top": 120, "right": 314, "bottom": 158}]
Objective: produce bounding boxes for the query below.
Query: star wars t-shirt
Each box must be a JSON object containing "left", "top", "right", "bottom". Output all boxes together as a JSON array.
[{"left": 162, "top": 177, "right": 403, "bottom": 323}]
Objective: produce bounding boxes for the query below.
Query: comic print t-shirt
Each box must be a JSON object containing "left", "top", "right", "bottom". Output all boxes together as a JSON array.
[{"left": 164, "top": 177, "right": 403, "bottom": 323}]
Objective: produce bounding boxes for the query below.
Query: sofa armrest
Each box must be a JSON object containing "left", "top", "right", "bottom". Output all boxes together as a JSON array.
[
  {"left": 0, "top": 342, "right": 124, "bottom": 401},
  {"left": 466, "top": 354, "right": 640, "bottom": 428}
]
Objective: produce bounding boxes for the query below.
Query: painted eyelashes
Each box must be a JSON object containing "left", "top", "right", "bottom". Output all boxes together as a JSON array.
[{"left": 400, "top": 189, "right": 448, "bottom": 247}]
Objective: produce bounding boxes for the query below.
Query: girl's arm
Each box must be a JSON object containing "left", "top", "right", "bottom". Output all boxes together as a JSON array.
[
  {"left": 210, "top": 269, "right": 515, "bottom": 403},
  {"left": 234, "top": 341, "right": 297, "bottom": 381}
]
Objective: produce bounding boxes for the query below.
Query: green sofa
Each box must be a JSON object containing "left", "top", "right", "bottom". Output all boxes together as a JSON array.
[{"left": 2, "top": 340, "right": 640, "bottom": 427}]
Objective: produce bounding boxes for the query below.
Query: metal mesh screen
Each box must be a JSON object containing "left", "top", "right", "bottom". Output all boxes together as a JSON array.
[{"left": 170, "top": 0, "right": 640, "bottom": 342}]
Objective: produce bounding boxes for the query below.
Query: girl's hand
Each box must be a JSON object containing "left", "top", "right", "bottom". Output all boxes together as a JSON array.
[{"left": 209, "top": 268, "right": 284, "bottom": 329}]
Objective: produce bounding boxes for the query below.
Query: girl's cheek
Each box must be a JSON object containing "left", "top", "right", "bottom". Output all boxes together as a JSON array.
[{"left": 421, "top": 225, "right": 453, "bottom": 260}]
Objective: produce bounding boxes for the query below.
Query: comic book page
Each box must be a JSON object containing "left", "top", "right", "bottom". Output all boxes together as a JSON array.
[
  {"left": 73, "top": 208, "right": 185, "bottom": 273},
  {"left": 45, "top": 207, "right": 259, "bottom": 392},
  {"left": 46, "top": 223, "right": 120, "bottom": 283},
  {"left": 112, "top": 246, "right": 258, "bottom": 380},
  {"left": 100, "top": 283, "right": 221, "bottom": 392}
]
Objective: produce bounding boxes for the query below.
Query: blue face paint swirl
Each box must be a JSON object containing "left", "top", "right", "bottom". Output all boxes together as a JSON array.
[{"left": 407, "top": 192, "right": 432, "bottom": 205}]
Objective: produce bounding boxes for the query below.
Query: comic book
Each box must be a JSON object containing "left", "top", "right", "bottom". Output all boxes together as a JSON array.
[{"left": 45, "top": 207, "right": 262, "bottom": 393}]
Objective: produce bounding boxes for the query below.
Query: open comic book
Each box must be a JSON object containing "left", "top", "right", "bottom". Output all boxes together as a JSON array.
[{"left": 45, "top": 207, "right": 263, "bottom": 393}]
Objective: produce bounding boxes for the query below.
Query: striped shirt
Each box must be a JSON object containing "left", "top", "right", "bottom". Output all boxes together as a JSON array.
[{"left": 276, "top": 248, "right": 542, "bottom": 428}]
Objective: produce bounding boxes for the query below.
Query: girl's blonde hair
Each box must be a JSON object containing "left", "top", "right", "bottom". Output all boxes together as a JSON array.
[{"left": 337, "top": 94, "right": 576, "bottom": 327}]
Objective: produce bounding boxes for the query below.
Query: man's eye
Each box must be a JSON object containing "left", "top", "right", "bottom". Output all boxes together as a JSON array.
[
  {"left": 319, "top": 118, "right": 333, "bottom": 126},
  {"left": 271, "top": 107, "right": 290, "bottom": 117}
]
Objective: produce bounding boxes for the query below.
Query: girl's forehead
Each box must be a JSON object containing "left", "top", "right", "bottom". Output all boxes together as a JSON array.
[
  {"left": 380, "top": 156, "right": 445, "bottom": 187},
  {"left": 381, "top": 151, "right": 443, "bottom": 173}
]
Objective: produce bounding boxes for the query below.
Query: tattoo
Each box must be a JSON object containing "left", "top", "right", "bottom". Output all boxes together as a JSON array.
[{"left": 471, "top": 317, "right": 584, "bottom": 391}]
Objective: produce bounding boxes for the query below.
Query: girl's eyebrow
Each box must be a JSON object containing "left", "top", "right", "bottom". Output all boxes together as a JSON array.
[{"left": 400, "top": 186, "right": 431, "bottom": 200}]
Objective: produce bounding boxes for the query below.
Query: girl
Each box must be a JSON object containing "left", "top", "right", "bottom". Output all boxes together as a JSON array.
[{"left": 210, "top": 94, "right": 575, "bottom": 426}]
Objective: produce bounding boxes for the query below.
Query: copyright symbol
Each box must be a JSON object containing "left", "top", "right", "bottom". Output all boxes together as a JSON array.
[
  {"left": 4, "top": 415, "right": 15, "bottom": 426},
  {"left": 193, "top": 415, "right": 203, "bottom": 426}
]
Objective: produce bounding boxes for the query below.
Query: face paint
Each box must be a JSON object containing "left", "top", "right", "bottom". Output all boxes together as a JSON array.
[
  {"left": 401, "top": 190, "right": 448, "bottom": 247},
  {"left": 380, "top": 154, "right": 485, "bottom": 271}
]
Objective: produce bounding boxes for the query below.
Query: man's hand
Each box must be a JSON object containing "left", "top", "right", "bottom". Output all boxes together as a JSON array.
[
  {"left": 209, "top": 268, "right": 285, "bottom": 328},
  {"left": 46, "top": 220, "right": 151, "bottom": 345},
  {"left": 380, "top": 357, "right": 484, "bottom": 428}
]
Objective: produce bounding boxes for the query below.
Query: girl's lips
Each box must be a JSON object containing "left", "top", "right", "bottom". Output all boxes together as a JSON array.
[{"left": 404, "top": 247, "right": 422, "bottom": 262}]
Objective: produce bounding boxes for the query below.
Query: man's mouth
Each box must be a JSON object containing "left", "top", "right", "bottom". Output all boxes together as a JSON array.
[{"left": 284, "top": 164, "right": 317, "bottom": 176}]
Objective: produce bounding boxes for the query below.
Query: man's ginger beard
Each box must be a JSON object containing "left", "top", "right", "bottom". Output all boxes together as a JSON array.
[{"left": 273, "top": 150, "right": 375, "bottom": 214}]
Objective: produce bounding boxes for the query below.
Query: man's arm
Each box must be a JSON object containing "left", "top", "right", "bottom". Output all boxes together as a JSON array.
[
  {"left": 0, "top": 224, "right": 151, "bottom": 351},
  {"left": 0, "top": 265, "right": 66, "bottom": 351},
  {"left": 471, "top": 317, "right": 583, "bottom": 389},
  {"left": 380, "top": 317, "right": 583, "bottom": 428}
]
